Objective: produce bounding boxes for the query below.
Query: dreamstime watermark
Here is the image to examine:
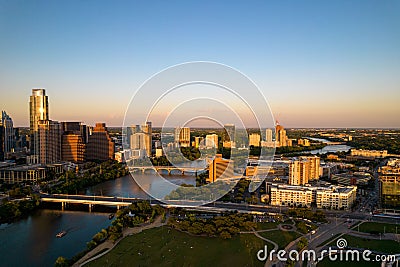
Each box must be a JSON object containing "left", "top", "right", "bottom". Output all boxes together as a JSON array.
[
  {"left": 256, "top": 238, "right": 397, "bottom": 263},
  {"left": 122, "top": 62, "right": 276, "bottom": 206}
]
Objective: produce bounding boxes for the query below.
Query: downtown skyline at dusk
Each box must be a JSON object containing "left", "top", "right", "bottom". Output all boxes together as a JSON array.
[{"left": 1, "top": 0, "right": 400, "bottom": 128}]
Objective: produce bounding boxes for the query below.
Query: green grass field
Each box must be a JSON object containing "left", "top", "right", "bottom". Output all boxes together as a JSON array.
[
  {"left": 259, "top": 230, "right": 302, "bottom": 249},
  {"left": 327, "top": 234, "right": 400, "bottom": 254},
  {"left": 358, "top": 222, "right": 400, "bottom": 234},
  {"left": 257, "top": 221, "right": 280, "bottom": 230},
  {"left": 317, "top": 256, "right": 381, "bottom": 267},
  {"left": 86, "top": 226, "right": 272, "bottom": 267}
]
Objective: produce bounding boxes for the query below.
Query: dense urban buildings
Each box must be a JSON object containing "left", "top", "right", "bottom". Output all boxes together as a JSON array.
[
  {"left": 174, "top": 127, "right": 190, "bottom": 148},
  {"left": 86, "top": 123, "right": 114, "bottom": 161},
  {"left": 29, "top": 89, "right": 49, "bottom": 162},
  {"left": 207, "top": 154, "right": 234, "bottom": 183}
]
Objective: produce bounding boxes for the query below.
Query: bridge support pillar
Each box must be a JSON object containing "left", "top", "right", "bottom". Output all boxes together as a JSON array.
[
  {"left": 61, "top": 202, "right": 65, "bottom": 211},
  {"left": 89, "top": 204, "right": 93, "bottom": 212},
  {"left": 117, "top": 205, "right": 120, "bottom": 210},
  {"left": 182, "top": 171, "right": 184, "bottom": 175}
]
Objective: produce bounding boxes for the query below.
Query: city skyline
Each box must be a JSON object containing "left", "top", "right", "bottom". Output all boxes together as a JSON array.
[{"left": 1, "top": 1, "right": 399, "bottom": 128}]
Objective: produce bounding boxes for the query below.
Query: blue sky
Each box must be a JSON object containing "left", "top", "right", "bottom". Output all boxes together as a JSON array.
[{"left": 0, "top": 0, "right": 399, "bottom": 127}]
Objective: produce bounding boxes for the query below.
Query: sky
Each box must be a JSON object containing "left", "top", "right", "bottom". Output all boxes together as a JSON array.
[{"left": 0, "top": 0, "right": 399, "bottom": 128}]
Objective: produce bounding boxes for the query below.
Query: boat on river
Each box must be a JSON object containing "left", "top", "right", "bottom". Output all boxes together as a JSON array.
[{"left": 56, "top": 231, "right": 67, "bottom": 238}]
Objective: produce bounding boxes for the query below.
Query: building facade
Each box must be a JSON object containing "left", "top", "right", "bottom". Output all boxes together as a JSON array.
[
  {"left": 142, "top": 121, "right": 152, "bottom": 156},
  {"left": 289, "top": 156, "right": 321, "bottom": 185},
  {"left": 38, "top": 120, "right": 62, "bottom": 164},
  {"left": 205, "top": 134, "right": 219, "bottom": 149},
  {"left": 249, "top": 133, "right": 261, "bottom": 147},
  {"left": 86, "top": 123, "right": 114, "bottom": 161},
  {"left": 379, "top": 159, "right": 400, "bottom": 208},
  {"left": 29, "top": 89, "right": 49, "bottom": 160},
  {"left": 269, "top": 183, "right": 356, "bottom": 210},
  {"left": 207, "top": 154, "right": 234, "bottom": 183},
  {"left": 175, "top": 127, "right": 190, "bottom": 147}
]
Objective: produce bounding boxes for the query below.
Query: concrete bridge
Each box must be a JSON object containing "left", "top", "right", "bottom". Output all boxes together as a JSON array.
[
  {"left": 40, "top": 193, "right": 147, "bottom": 212},
  {"left": 129, "top": 166, "right": 205, "bottom": 175}
]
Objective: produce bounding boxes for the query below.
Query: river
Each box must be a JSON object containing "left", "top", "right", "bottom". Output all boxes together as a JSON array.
[
  {"left": 307, "top": 137, "right": 352, "bottom": 154},
  {"left": 0, "top": 174, "right": 195, "bottom": 267}
]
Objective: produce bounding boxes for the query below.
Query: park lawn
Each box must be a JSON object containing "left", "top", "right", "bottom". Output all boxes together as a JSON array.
[
  {"left": 86, "top": 226, "right": 270, "bottom": 267},
  {"left": 358, "top": 222, "right": 400, "bottom": 234},
  {"left": 317, "top": 256, "right": 381, "bottom": 267},
  {"left": 257, "top": 221, "right": 280, "bottom": 230},
  {"left": 259, "top": 230, "right": 302, "bottom": 249},
  {"left": 337, "top": 234, "right": 400, "bottom": 254}
]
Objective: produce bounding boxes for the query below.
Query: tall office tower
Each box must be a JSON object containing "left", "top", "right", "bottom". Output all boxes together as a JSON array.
[
  {"left": 265, "top": 128, "right": 273, "bottom": 143},
  {"left": 1, "top": 111, "right": 15, "bottom": 158},
  {"left": 205, "top": 134, "right": 219, "bottom": 148},
  {"left": 289, "top": 158, "right": 310, "bottom": 185},
  {"left": 207, "top": 154, "right": 234, "bottom": 183},
  {"left": 141, "top": 121, "right": 152, "bottom": 156},
  {"left": 174, "top": 127, "right": 190, "bottom": 147},
  {"left": 29, "top": 89, "right": 49, "bottom": 159},
  {"left": 86, "top": 123, "right": 114, "bottom": 161},
  {"left": 249, "top": 133, "right": 261, "bottom": 147},
  {"left": 0, "top": 123, "right": 4, "bottom": 161},
  {"left": 37, "top": 120, "right": 62, "bottom": 164},
  {"left": 276, "top": 122, "right": 290, "bottom": 147},
  {"left": 61, "top": 122, "right": 87, "bottom": 162}
]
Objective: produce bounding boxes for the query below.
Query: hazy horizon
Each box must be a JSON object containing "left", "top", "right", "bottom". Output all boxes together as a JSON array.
[{"left": 1, "top": 1, "right": 399, "bottom": 128}]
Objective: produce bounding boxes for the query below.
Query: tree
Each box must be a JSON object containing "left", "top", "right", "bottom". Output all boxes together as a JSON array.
[
  {"left": 54, "top": 256, "right": 69, "bottom": 267},
  {"left": 220, "top": 231, "right": 232, "bottom": 239}
]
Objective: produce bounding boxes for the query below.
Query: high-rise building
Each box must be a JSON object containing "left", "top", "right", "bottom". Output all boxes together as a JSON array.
[
  {"left": 275, "top": 122, "right": 289, "bottom": 147},
  {"left": 307, "top": 156, "right": 321, "bottom": 180},
  {"left": 61, "top": 122, "right": 88, "bottom": 162},
  {"left": 29, "top": 89, "right": 49, "bottom": 159},
  {"left": 175, "top": 127, "right": 190, "bottom": 147},
  {"left": 1, "top": 111, "right": 15, "bottom": 157},
  {"left": 207, "top": 154, "right": 234, "bottom": 183},
  {"left": 142, "top": 121, "right": 152, "bottom": 156},
  {"left": 37, "top": 120, "right": 62, "bottom": 164},
  {"left": 379, "top": 159, "right": 400, "bottom": 208},
  {"left": 205, "top": 134, "right": 219, "bottom": 148},
  {"left": 289, "top": 156, "right": 321, "bottom": 185},
  {"left": 62, "top": 133, "right": 85, "bottom": 162},
  {"left": 265, "top": 128, "right": 273, "bottom": 143},
  {"left": 86, "top": 123, "right": 114, "bottom": 161},
  {"left": 249, "top": 133, "right": 261, "bottom": 147},
  {"left": 0, "top": 123, "right": 4, "bottom": 161},
  {"left": 130, "top": 132, "right": 147, "bottom": 150},
  {"left": 289, "top": 158, "right": 310, "bottom": 185}
]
